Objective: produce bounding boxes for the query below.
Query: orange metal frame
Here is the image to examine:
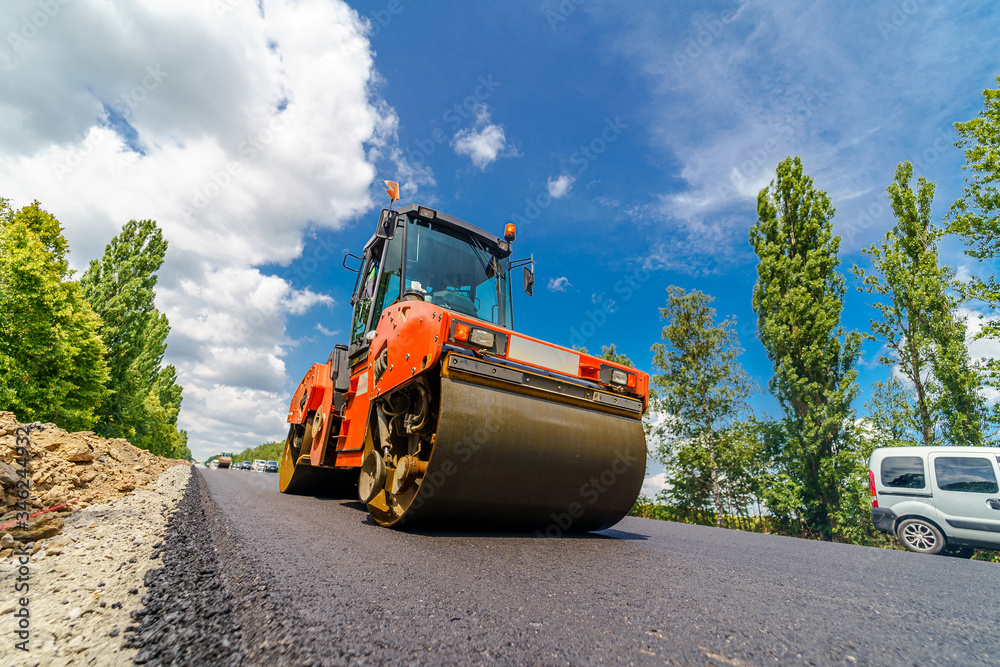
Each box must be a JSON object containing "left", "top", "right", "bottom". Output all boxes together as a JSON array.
[{"left": 287, "top": 300, "right": 649, "bottom": 471}]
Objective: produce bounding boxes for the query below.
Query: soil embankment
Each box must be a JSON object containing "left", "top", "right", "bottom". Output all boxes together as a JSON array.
[{"left": 0, "top": 411, "right": 184, "bottom": 546}]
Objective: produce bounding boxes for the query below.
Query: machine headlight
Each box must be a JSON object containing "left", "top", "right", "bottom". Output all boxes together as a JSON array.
[
  {"left": 607, "top": 368, "right": 636, "bottom": 388},
  {"left": 469, "top": 328, "right": 495, "bottom": 348},
  {"left": 450, "top": 320, "right": 505, "bottom": 354}
]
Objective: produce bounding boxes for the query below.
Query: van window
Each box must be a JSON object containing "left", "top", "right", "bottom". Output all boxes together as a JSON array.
[
  {"left": 880, "top": 456, "right": 925, "bottom": 489},
  {"left": 933, "top": 457, "right": 999, "bottom": 493}
]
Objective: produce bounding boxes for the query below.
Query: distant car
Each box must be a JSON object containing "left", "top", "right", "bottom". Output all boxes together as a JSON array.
[
  {"left": 240, "top": 461, "right": 252, "bottom": 470},
  {"left": 870, "top": 446, "right": 1000, "bottom": 557},
  {"left": 251, "top": 459, "right": 267, "bottom": 472},
  {"left": 265, "top": 460, "right": 278, "bottom": 473}
]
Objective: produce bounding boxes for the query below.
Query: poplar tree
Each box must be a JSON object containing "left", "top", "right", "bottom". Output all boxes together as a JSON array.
[
  {"left": 948, "top": 76, "right": 1000, "bottom": 393},
  {"left": 81, "top": 219, "right": 187, "bottom": 457},
  {"left": 0, "top": 200, "right": 108, "bottom": 430},
  {"left": 749, "top": 156, "right": 862, "bottom": 538},
  {"left": 650, "top": 287, "right": 756, "bottom": 527},
  {"left": 856, "top": 162, "right": 986, "bottom": 446},
  {"left": 599, "top": 343, "right": 633, "bottom": 367}
]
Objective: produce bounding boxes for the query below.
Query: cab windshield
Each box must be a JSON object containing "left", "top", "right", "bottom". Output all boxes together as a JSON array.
[{"left": 375, "top": 217, "right": 512, "bottom": 328}]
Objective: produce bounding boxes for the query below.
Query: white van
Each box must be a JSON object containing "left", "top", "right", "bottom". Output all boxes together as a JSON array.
[
  {"left": 251, "top": 459, "right": 267, "bottom": 472},
  {"left": 869, "top": 446, "right": 1000, "bottom": 557}
]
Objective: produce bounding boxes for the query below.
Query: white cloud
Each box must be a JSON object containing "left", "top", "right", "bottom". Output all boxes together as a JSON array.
[
  {"left": 316, "top": 323, "right": 340, "bottom": 337},
  {"left": 641, "top": 472, "right": 670, "bottom": 497},
  {"left": 547, "top": 276, "right": 571, "bottom": 292},
  {"left": 451, "top": 105, "right": 511, "bottom": 170},
  {"left": 547, "top": 173, "right": 575, "bottom": 199},
  {"left": 0, "top": 0, "right": 396, "bottom": 459}
]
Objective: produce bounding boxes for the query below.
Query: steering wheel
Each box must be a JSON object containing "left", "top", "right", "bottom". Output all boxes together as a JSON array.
[{"left": 433, "top": 290, "right": 478, "bottom": 317}]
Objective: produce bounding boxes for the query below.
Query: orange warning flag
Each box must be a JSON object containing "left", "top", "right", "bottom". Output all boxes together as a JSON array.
[{"left": 384, "top": 180, "right": 400, "bottom": 202}]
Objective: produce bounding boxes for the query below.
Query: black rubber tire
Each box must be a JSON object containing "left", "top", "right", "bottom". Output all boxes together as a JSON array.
[
  {"left": 896, "top": 518, "right": 946, "bottom": 555},
  {"left": 943, "top": 546, "right": 975, "bottom": 559}
]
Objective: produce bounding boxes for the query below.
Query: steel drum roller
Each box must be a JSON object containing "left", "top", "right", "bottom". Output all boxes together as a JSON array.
[{"left": 370, "top": 376, "right": 646, "bottom": 530}]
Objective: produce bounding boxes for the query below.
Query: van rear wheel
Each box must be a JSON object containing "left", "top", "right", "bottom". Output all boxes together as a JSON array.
[
  {"left": 943, "top": 545, "right": 974, "bottom": 559},
  {"left": 897, "top": 518, "right": 945, "bottom": 555}
]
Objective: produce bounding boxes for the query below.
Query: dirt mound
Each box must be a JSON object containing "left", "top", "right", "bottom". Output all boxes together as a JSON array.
[{"left": 0, "top": 411, "right": 186, "bottom": 544}]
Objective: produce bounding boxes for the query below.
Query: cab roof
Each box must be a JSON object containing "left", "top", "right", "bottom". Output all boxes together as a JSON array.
[{"left": 395, "top": 203, "right": 512, "bottom": 258}]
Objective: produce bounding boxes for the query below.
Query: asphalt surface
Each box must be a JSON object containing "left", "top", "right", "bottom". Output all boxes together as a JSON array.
[
  {"left": 124, "top": 471, "right": 244, "bottom": 666},
  {"left": 176, "top": 467, "right": 1000, "bottom": 666}
]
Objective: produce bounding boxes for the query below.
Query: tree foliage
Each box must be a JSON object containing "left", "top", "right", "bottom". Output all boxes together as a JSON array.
[
  {"left": 749, "top": 156, "right": 863, "bottom": 539},
  {"left": 598, "top": 343, "right": 634, "bottom": 367},
  {"left": 855, "top": 162, "right": 987, "bottom": 447},
  {"left": 232, "top": 441, "right": 284, "bottom": 464},
  {"left": 948, "top": 75, "right": 1000, "bottom": 394},
  {"left": 0, "top": 200, "right": 108, "bottom": 430},
  {"left": 649, "top": 286, "right": 759, "bottom": 527},
  {"left": 80, "top": 219, "right": 188, "bottom": 458},
  {"left": 948, "top": 76, "right": 1000, "bottom": 285}
]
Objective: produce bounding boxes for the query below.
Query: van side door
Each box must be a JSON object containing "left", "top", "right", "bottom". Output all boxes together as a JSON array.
[{"left": 929, "top": 452, "right": 1000, "bottom": 542}]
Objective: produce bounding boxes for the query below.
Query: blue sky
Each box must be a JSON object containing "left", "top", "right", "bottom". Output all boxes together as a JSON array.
[{"left": 2, "top": 1, "right": 999, "bottom": 484}]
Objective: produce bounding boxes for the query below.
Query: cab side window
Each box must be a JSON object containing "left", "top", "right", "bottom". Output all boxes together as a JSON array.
[
  {"left": 351, "top": 255, "right": 381, "bottom": 344},
  {"left": 881, "top": 456, "right": 925, "bottom": 489},
  {"left": 375, "top": 237, "right": 403, "bottom": 317},
  {"left": 934, "top": 457, "right": 999, "bottom": 494}
]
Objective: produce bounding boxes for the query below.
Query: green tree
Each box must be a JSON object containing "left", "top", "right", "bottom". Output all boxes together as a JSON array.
[
  {"left": 649, "top": 286, "right": 757, "bottom": 528},
  {"left": 135, "top": 366, "right": 191, "bottom": 459},
  {"left": 80, "top": 219, "right": 187, "bottom": 456},
  {"left": 862, "top": 378, "right": 922, "bottom": 448},
  {"left": 0, "top": 200, "right": 108, "bottom": 430},
  {"left": 855, "top": 162, "right": 987, "bottom": 446},
  {"left": 232, "top": 441, "right": 285, "bottom": 464},
  {"left": 598, "top": 343, "right": 633, "bottom": 367},
  {"left": 948, "top": 75, "right": 1000, "bottom": 396},
  {"left": 749, "top": 156, "right": 863, "bottom": 539}
]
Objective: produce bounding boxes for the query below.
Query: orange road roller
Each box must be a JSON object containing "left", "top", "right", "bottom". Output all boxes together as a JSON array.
[{"left": 280, "top": 188, "right": 649, "bottom": 531}]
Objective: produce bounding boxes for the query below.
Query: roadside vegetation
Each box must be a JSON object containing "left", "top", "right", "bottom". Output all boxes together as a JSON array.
[
  {"left": 627, "top": 77, "right": 1000, "bottom": 562},
  {"left": 0, "top": 202, "right": 190, "bottom": 459},
  {"left": 231, "top": 441, "right": 284, "bottom": 465}
]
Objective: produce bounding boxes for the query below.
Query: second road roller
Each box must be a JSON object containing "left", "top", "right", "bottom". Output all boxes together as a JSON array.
[{"left": 279, "top": 182, "right": 649, "bottom": 531}]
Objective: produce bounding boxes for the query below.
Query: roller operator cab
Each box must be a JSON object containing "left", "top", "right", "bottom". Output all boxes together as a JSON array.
[{"left": 280, "top": 202, "right": 649, "bottom": 531}]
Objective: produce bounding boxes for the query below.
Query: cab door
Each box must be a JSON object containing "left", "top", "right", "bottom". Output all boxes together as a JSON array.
[{"left": 929, "top": 452, "right": 1000, "bottom": 544}]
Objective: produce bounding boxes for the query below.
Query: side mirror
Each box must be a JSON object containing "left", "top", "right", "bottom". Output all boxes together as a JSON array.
[
  {"left": 376, "top": 209, "right": 397, "bottom": 239},
  {"left": 523, "top": 264, "right": 534, "bottom": 297}
]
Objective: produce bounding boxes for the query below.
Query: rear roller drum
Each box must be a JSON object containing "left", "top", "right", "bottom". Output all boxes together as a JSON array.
[{"left": 279, "top": 418, "right": 358, "bottom": 497}]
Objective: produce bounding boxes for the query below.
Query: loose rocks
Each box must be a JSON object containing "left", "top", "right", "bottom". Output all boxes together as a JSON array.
[
  {"left": 0, "top": 464, "right": 192, "bottom": 666},
  {"left": 0, "top": 411, "right": 186, "bottom": 547}
]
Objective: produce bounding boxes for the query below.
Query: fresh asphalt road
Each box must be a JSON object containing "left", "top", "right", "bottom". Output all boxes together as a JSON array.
[{"left": 198, "top": 468, "right": 1000, "bottom": 666}]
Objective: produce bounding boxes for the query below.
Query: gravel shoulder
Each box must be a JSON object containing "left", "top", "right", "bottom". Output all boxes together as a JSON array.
[{"left": 1, "top": 465, "right": 192, "bottom": 666}]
